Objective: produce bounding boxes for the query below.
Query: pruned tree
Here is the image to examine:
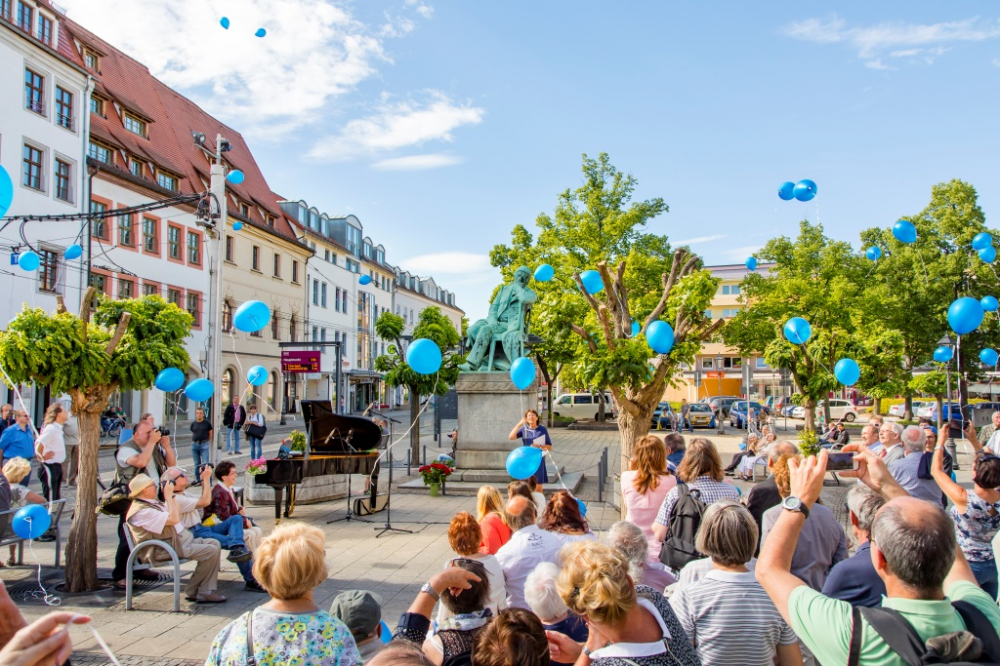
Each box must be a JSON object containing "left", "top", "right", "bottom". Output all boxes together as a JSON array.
[{"left": 0, "top": 290, "right": 191, "bottom": 591}]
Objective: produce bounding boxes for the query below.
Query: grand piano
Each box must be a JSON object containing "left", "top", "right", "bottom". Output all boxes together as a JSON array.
[{"left": 254, "top": 400, "right": 382, "bottom": 522}]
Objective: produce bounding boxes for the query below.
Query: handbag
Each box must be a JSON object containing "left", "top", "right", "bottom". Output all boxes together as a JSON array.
[{"left": 245, "top": 416, "right": 266, "bottom": 440}]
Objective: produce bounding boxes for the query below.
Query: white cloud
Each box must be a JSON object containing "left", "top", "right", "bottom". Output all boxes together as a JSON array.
[
  {"left": 309, "top": 91, "right": 485, "bottom": 161},
  {"left": 399, "top": 252, "right": 492, "bottom": 275},
  {"left": 784, "top": 14, "right": 1000, "bottom": 68},
  {"left": 673, "top": 234, "right": 727, "bottom": 246},
  {"left": 372, "top": 153, "right": 463, "bottom": 170},
  {"left": 59, "top": 0, "right": 434, "bottom": 137}
]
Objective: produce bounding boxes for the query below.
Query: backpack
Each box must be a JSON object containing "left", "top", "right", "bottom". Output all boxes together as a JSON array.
[
  {"left": 848, "top": 601, "right": 1000, "bottom": 666},
  {"left": 659, "top": 483, "right": 707, "bottom": 569},
  {"left": 97, "top": 481, "right": 132, "bottom": 516}
]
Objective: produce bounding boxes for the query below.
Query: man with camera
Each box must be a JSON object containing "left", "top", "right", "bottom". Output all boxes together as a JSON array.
[{"left": 110, "top": 420, "right": 176, "bottom": 590}]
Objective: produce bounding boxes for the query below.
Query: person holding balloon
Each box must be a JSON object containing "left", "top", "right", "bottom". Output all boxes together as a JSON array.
[
  {"left": 1, "top": 458, "right": 45, "bottom": 567},
  {"left": 508, "top": 410, "right": 551, "bottom": 487}
]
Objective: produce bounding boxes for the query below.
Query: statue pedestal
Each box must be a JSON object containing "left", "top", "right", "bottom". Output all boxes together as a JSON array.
[{"left": 454, "top": 372, "right": 538, "bottom": 482}]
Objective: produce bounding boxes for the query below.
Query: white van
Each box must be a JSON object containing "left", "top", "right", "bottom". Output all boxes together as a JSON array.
[{"left": 552, "top": 393, "right": 615, "bottom": 420}]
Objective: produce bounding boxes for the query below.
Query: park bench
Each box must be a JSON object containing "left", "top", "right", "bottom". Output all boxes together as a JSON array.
[{"left": 0, "top": 499, "right": 66, "bottom": 567}]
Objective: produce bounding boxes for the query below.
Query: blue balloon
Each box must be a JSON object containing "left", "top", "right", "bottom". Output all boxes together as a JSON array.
[
  {"left": 866, "top": 246, "right": 881, "bottom": 261},
  {"left": 65, "top": 244, "right": 83, "bottom": 260},
  {"left": 17, "top": 251, "right": 39, "bottom": 272},
  {"left": 226, "top": 170, "right": 244, "bottom": 185},
  {"left": 506, "top": 446, "right": 542, "bottom": 480},
  {"left": 973, "top": 232, "right": 993, "bottom": 251},
  {"left": 834, "top": 358, "right": 861, "bottom": 387},
  {"left": 255, "top": 28, "right": 267, "bottom": 37},
  {"left": 739, "top": 441, "right": 747, "bottom": 452},
  {"left": 510, "top": 357, "right": 536, "bottom": 390},
  {"left": 0, "top": 164, "right": 13, "bottom": 218},
  {"left": 154, "top": 368, "right": 185, "bottom": 392},
  {"left": 646, "top": 321, "right": 674, "bottom": 354},
  {"left": 982, "top": 296, "right": 999, "bottom": 312},
  {"left": 777, "top": 181, "right": 796, "bottom": 201},
  {"left": 892, "top": 220, "right": 917, "bottom": 244},
  {"left": 793, "top": 180, "right": 817, "bottom": 202},
  {"left": 184, "top": 378, "right": 214, "bottom": 402},
  {"left": 745, "top": 257, "right": 757, "bottom": 271},
  {"left": 533, "top": 264, "right": 554, "bottom": 282},
  {"left": 12, "top": 504, "right": 50, "bottom": 540},
  {"left": 982, "top": 349, "right": 1000, "bottom": 366},
  {"left": 576, "top": 498, "right": 587, "bottom": 518},
  {"left": 933, "top": 346, "right": 954, "bottom": 363},
  {"left": 233, "top": 221, "right": 243, "bottom": 231},
  {"left": 220, "top": 16, "right": 230, "bottom": 29},
  {"left": 580, "top": 270, "right": 604, "bottom": 295},
  {"left": 980, "top": 246, "right": 997, "bottom": 263},
  {"left": 359, "top": 274, "right": 372, "bottom": 286},
  {"left": 247, "top": 365, "right": 268, "bottom": 386},
  {"left": 406, "top": 339, "right": 442, "bottom": 375},
  {"left": 783, "top": 317, "right": 812, "bottom": 345},
  {"left": 948, "top": 297, "right": 985, "bottom": 335},
  {"left": 631, "top": 321, "right": 640, "bottom": 337},
  {"left": 234, "top": 300, "right": 271, "bottom": 333},
  {"left": 380, "top": 621, "right": 392, "bottom": 644}
]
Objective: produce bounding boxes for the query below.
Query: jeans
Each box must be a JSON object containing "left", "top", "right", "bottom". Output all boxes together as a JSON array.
[
  {"left": 247, "top": 436, "right": 263, "bottom": 460},
  {"left": 37, "top": 462, "right": 62, "bottom": 502},
  {"left": 191, "top": 516, "right": 253, "bottom": 583},
  {"left": 191, "top": 441, "right": 210, "bottom": 473},
  {"left": 969, "top": 558, "right": 999, "bottom": 601},
  {"left": 227, "top": 427, "right": 241, "bottom": 453},
  {"left": 681, "top": 417, "right": 694, "bottom": 432}
]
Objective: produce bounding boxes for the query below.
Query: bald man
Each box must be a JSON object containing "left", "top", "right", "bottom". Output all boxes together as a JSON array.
[{"left": 494, "top": 496, "right": 563, "bottom": 609}]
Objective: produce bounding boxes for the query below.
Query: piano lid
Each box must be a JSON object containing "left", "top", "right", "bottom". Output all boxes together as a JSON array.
[{"left": 300, "top": 400, "right": 383, "bottom": 454}]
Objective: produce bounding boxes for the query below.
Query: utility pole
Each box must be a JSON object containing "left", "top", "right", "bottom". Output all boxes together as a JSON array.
[{"left": 207, "top": 134, "right": 228, "bottom": 465}]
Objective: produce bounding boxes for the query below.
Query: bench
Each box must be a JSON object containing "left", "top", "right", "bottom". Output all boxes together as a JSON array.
[
  {"left": 0, "top": 499, "right": 67, "bottom": 567},
  {"left": 122, "top": 525, "right": 189, "bottom": 612}
]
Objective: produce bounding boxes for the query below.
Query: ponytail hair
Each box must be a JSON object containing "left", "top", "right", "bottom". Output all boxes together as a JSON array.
[
  {"left": 557, "top": 541, "right": 635, "bottom": 626},
  {"left": 42, "top": 403, "right": 64, "bottom": 426}
]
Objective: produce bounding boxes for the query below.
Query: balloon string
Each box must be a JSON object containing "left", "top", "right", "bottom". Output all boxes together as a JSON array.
[
  {"left": 367, "top": 371, "right": 438, "bottom": 487},
  {"left": 0, "top": 362, "right": 54, "bottom": 518},
  {"left": 26, "top": 535, "right": 60, "bottom": 606}
]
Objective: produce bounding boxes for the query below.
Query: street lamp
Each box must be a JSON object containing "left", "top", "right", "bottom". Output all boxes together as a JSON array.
[
  {"left": 938, "top": 334, "right": 959, "bottom": 468},
  {"left": 716, "top": 354, "right": 725, "bottom": 434}
]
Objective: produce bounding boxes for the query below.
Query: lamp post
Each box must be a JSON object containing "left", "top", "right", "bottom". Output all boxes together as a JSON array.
[
  {"left": 716, "top": 354, "right": 725, "bottom": 434},
  {"left": 939, "top": 334, "right": 958, "bottom": 468}
]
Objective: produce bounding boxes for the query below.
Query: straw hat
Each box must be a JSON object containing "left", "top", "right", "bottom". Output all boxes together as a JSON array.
[{"left": 128, "top": 473, "right": 155, "bottom": 498}]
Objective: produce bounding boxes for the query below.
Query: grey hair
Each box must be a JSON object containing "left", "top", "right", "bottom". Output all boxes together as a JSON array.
[
  {"left": 605, "top": 521, "right": 647, "bottom": 583},
  {"left": 846, "top": 484, "right": 885, "bottom": 533},
  {"left": 524, "top": 561, "right": 570, "bottom": 623},
  {"left": 506, "top": 498, "right": 537, "bottom": 531},
  {"left": 901, "top": 425, "right": 925, "bottom": 453},
  {"left": 695, "top": 499, "right": 758, "bottom": 566},
  {"left": 159, "top": 467, "right": 183, "bottom": 483},
  {"left": 768, "top": 440, "right": 798, "bottom": 463},
  {"left": 871, "top": 501, "right": 956, "bottom": 593},
  {"left": 884, "top": 422, "right": 904, "bottom": 437}
]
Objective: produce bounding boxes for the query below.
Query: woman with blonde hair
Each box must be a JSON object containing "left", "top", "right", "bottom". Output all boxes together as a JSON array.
[
  {"left": 477, "top": 485, "right": 511, "bottom": 554},
  {"left": 620, "top": 435, "right": 676, "bottom": 563},
  {"left": 207, "top": 523, "right": 361, "bottom": 665},
  {"left": 545, "top": 541, "right": 700, "bottom": 666},
  {"left": 1, "top": 458, "right": 45, "bottom": 566}
]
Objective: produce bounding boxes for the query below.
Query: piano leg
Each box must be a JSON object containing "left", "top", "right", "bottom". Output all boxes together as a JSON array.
[
  {"left": 368, "top": 458, "right": 380, "bottom": 508},
  {"left": 272, "top": 485, "right": 284, "bottom": 523},
  {"left": 286, "top": 484, "right": 296, "bottom": 518}
]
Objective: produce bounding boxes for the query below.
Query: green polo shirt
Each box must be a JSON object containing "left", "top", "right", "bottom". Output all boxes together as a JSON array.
[{"left": 789, "top": 580, "right": 1000, "bottom": 666}]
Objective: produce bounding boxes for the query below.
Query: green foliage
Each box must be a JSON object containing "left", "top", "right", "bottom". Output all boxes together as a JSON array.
[
  {"left": 289, "top": 429, "right": 307, "bottom": 452},
  {"left": 909, "top": 370, "right": 948, "bottom": 397},
  {"left": 798, "top": 428, "right": 820, "bottom": 457},
  {"left": 375, "top": 307, "right": 461, "bottom": 398}
]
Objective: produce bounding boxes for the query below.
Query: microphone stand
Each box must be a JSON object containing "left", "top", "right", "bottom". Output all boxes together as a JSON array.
[{"left": 375, "top": 418, "right": 412, "bottom": 538}]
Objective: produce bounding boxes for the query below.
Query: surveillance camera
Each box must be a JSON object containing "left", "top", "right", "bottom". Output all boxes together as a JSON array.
[
  {"left": 219, "top": 139, "right": 233, "bottom": 153},
  {"left": 191, "top": 132, "right": 206, "bottom": 145}
]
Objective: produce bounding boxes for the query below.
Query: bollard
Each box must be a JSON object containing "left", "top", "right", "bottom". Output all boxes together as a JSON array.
[
  {"left": 597, "top": 455, "right": 604, "bottom": 503},
  {"left": 422, "top": 446, "right": 426, "bottom": 466},
  {"left": 407, "top": 450, "right": 411, "bottom": 476}
]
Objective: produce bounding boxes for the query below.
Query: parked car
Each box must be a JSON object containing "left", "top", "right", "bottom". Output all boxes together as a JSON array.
[
  {"left": 652, "top": 402, "right": 675, "bottom": 430},
  {"left": 766, "top": 396, "right": 792, "bottom": 413},
  {"left": 791, "top": 399, "right": 859, "bottom": 422},
  {"left": 781, "top": 403, "right": 798, "bottom": 417},
  {"left": 729, "top": 401, "right": 767, "bottom": 429},
  {"left": 916, "top": 402, "right": 960, "bottom": 422},
  {"left": 707, "top": 396, "right": 740, "bottom": 417},
  {"left": 888, "top": 400, "right": 930, "bottom": 419},
  {"left": 685, "top": 403, "right": 717, "bottom": 429},
  {"left": 553, "top": 392, "right": 614, "bottom": 420}
]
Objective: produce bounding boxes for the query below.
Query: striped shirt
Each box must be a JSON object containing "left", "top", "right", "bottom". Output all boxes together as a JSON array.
[
  {"left": 669, "top": 570, "right": 797, "bottom": 666},
  {"left": 654, "top": 476, "right": 741, "bottom": 527}
]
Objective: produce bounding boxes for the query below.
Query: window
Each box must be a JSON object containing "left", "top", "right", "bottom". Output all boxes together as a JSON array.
[
  {"left": 88, "top": 141, "right": 111, "bottom": 164},
  {"left": 157, "top": 172, "right": 178, "bottom": 191},
  {"left": 129, "top": 157, "right": 142, "bottom": 177},
  {"left": 324, "top": 249, "right": 330, "bottom": 262},
  {"left": 83, "top": 48, "right": 99, "bottom": 71},
  {"left": 222, "top": 369, "right": 234, "bottom": 406},
  {"left": 273, "top": 253, "right": 280, "bottom": 277},
  {"left": 250, "top": 326, "right": 261, "bottom": 338},
  {"left": 721, "top": 308, "right": 742, "bottom": 318},
  {"left": 17, "top": 2, "right": 31, "bottom": 32},
  {"left": 321, "top": 282, "right": 327, "bottom": 308},
  {"left": 186, "top": 292, "right": 200, "bottom": 327},
  {"left": 37, "top": 14, "right": 52, "bottom": 44},
  {"left": 90, "top": 200, "right": 108, "bottom": 239},
  {"left": 271, "top": 312, "right": 280, "bottom": 340},
  {"left": 701, "top": 358, "right": 714, "bottom": 369},
  {"left": 167, "top": 225, "right": 181, "bottom": 259},
  {"left": 38, "top": 250, "right": 57, "bottom": 293},
  {"left": 335, "top": 287, "right": 341, "bottom": 313},
  {"left": 574, "top": 395, "right": 593, "bottom": 405},
  {"left": 268, "top": 372, "right": 278, "bottom": 408},
  {"left": 55, "top": 87, "right": 73, "bottom": 129},
  {"left": 142, "top": 283, "right": 158, "bottom": 296},
  {"left": 704, "top": 309, "right": 712, "bottom": 319},
  {"left": 142, "top": 217, "right": 157, "bottom": 253},
  {"left": 22, "top": 145, "right": 43, "bottom": 190},
  {"left": 187, "top": 231, "right": 200, "bottom": 264},
  {"left": 54, "top": 160, "right": 71, "bottom": 202},
  {"left": 756, "top": 357, "right": 769, "bottom": 369},
  {"left": 320, "top": 328, "right": 327, "bottom": 351},
  {"left": 167, "top": 288, "right": 181, "bottom": 307},
  {"left": 118, "top": 278, "right": 134, "bottom": 299},
  {"left": 291, "top": 260, "right": 299, "bottom": 283},
  {"left": 89, "top": 95, "right": 103, "bottom": 115},
  {"left": 265, "top": 215, "right": 274, "bottom": 228},
  {"left": 721, "top": 284, "right": 741, "bottom": 296},
  {"left": 222, "top": 302, "right": 233, "bottom": 332},
  {"left": 0, "top": 0, "right": 10, "bottom": 20},
  {"left": 289, "top": 317, "right": 297, "bottom": 342},
  {"left": 89, "top": 273, "right": 106, "bottom": 295},
  {"left": 312, "top": 279, "right": 319, "bottom": 305},
  {"left": 24, "top": 69, "right": 43, "bottom": 115},
  {"left": 225, "top": 235, "right": 234, "bottom": 262},
  {"left": 240, "top": 203, "right": 249, "bottom": 218},
  {"left": 117, "top": 212, "right": 134, "bottom": 247},
  {"left": 123, "top": 113, "right": 145, "bottom": 136},
  {"left": 251, "top": 245, "right": 260, "bottom": 271}
]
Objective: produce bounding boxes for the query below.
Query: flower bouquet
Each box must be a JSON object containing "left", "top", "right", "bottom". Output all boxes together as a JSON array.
[
  {"left": 244, "top": 457, "right": 267, "bottom": 476},
  {"left": 418, "top": 462, "right": 453, "bottom": 496}
]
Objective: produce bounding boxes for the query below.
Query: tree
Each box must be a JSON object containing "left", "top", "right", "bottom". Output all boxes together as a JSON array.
[
  {"left": 492, "top": 153, "right": 721, "bottom": 489},
  {"left": 529, "top": 302, "right": 579, "bottom": 427},
  {"left": 0, "top": 290, "right": 191, "bottom": 591},
  {"left": 375, "top": 307, "right": 461, "bottom": 461},
  {"left": 909, "top": 370, "right": 948, "bottom": 429},
  {"left": 724, "top": 221, "right": 862, "bottom": 431},
  {"left": 847, "top": 325, "right": 906, "bottom": 416}
]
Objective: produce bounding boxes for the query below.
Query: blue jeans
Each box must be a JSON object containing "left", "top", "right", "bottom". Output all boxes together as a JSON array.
[
  {"left": 191, "top": 516, "right": 253, "bottom": 582},
  {"left": 248, "top": 436, "right": 263, "bottom": 460},
  {"left": 969, "top": 558, "right": 998, "bottom": 601},
  {"left": 191, "top": 441, "right": 210, "bottom": 473},
  {"left": 227, "top": 427, "right": 241, "bottom": 453},
  {"left": 681, "top": 416, "right": 694, "bottom": 432}
]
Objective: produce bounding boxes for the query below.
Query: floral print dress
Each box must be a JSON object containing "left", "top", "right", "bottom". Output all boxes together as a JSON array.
[
  {"left": 207, "top": 608, "right": 361, "bottom": 666},
  {"left": 952, "top": 493, "right": 1000, "bottom": 563}
]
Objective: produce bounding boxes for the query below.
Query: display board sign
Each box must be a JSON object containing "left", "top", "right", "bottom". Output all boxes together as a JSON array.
[{"left": 281, "top": 350, "right": 320, "bottom": 373}]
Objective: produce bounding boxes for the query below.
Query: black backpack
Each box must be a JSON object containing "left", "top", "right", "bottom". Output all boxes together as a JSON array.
[
  {"left": 848, "top": 601, "right": 1000, "bottom": 666},
  {"left": 659, "top": 483, "right": 707, "bottom": 570}
]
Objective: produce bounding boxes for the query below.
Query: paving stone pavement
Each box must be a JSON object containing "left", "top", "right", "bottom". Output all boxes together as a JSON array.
[{"left": 3, "top": 425, "right": 978, "bottom": 663}]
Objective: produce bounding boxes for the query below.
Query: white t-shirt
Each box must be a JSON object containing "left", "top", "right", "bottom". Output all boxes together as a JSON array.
[
  {"left": 116, "top": 444, "right": 162, "bottom": 485},
  {"left": 36, "top": 423, "right": 66, "bottom": 464},
  {"left": 127, "top": 500, "right": 170, "bottom": 535},
  {"left": 174, "top": 492, "right": 201, "bottom": 530},
  {"left": 495, "top": 525, "right": 565, "bottom": 609}
]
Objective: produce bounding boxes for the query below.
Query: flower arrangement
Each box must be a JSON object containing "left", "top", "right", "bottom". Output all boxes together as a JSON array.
[
  {"left": 244, "top": 457, "right": 267, "bottom": 476},
  {"left": 289, "top": 429, "right": 307, "bottom": 452},
  {"left": 418, "top": 462, "right": 453, "bottom": 486}
]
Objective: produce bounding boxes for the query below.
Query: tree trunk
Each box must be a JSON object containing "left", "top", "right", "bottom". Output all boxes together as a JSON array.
[
  {"left": 537, "top": 358, "right": 553, "bottom": 428},
  {"left": 935, "top": 396, "right": 944, "bottom": 430},
  {"left": 903, "top": 395, "right": 913, "bottom": 420},
  {"left": 64, "top": 405, "right": 105, "bottom": 592},
  {"left": 873, "top": 397, "right": 882, "bottom": 417},
  {"left": 617, "top": 400, "right": 658, "bottom": 518},
  {"left": 803, "top": 398, "right": 817, "bottom": 433},
  {"left": 597, "top": 391, "right": 606, "bottom": 423},
  {"left": 409, "top": 386, "right": 421, "bottom": 465}
]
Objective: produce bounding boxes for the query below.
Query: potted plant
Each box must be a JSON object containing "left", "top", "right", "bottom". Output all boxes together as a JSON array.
[
  {"left": 289, "top": 429, "right": 307, "bottom": 454},
  {"left": 244, "top": 457, "right": 267, "bottom": 476},
  {"left": 418, "top": 461, "right": 453, "bottom": 497}
]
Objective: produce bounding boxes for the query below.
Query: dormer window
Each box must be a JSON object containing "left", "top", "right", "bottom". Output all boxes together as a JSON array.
[
  {"left": 88, "top": 141, "right": 112, "bottom": 164},
  {"left": 123, "top": 113, "right": 146, "bottom": 137},
  {"left": 157, "top": 171, "right": 178, "bottom": 192},
  {"left": 90, "top": 95, "right": 105, "bottom": 116},
  {"left": 16, "top": 2, "right": 32, "bottom": 32},
  {"left": 128, "top": 156, "right": 143, "bottom": 177},
  {"left": 37, "top": 14, "right": 52, "bottom": 45},
  {"left": 240, "top": 203, "right": 249, "bottom": 218},
  {"left": 83, "top": 48, "right": 100, "bottom": 72}
]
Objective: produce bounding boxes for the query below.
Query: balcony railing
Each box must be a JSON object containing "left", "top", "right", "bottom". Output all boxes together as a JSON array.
[
  {"left": 26, "top": 98, "right": 45, "bottom": 115},
  {"left": 56, "top": 113, "right": 74, "bottom": 130}
]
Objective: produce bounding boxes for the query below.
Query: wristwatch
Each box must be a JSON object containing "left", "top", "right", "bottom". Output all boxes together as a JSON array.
[
  {"left": 420, "top": 582, "right": 440, "bottom": 601},
  {"left": 781, "top": 495, "right": 810, "bottom": 518}
]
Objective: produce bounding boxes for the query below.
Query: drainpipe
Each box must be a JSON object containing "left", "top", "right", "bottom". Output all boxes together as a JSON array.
[{"left": 80, "top": 74, "right": 95, "bottom": 311}]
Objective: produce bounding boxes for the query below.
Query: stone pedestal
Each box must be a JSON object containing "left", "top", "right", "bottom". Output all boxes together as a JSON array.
[{"left": 455, "top": 372, "right": 539, "bottom": 482}]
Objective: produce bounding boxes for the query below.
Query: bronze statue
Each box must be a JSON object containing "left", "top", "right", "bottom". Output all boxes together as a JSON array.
[{"left": 460, "top": 266, "right": 536, "bottom": 372}]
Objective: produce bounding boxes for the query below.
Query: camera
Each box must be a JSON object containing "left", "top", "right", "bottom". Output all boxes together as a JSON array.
[{"left": 154, "top": 426, "right": 171, "bottom": 437}]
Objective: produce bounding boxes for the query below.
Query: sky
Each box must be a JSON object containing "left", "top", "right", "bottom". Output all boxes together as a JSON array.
[{"left": 60, "top": 1, "right": 1000, "bottom": 322}]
